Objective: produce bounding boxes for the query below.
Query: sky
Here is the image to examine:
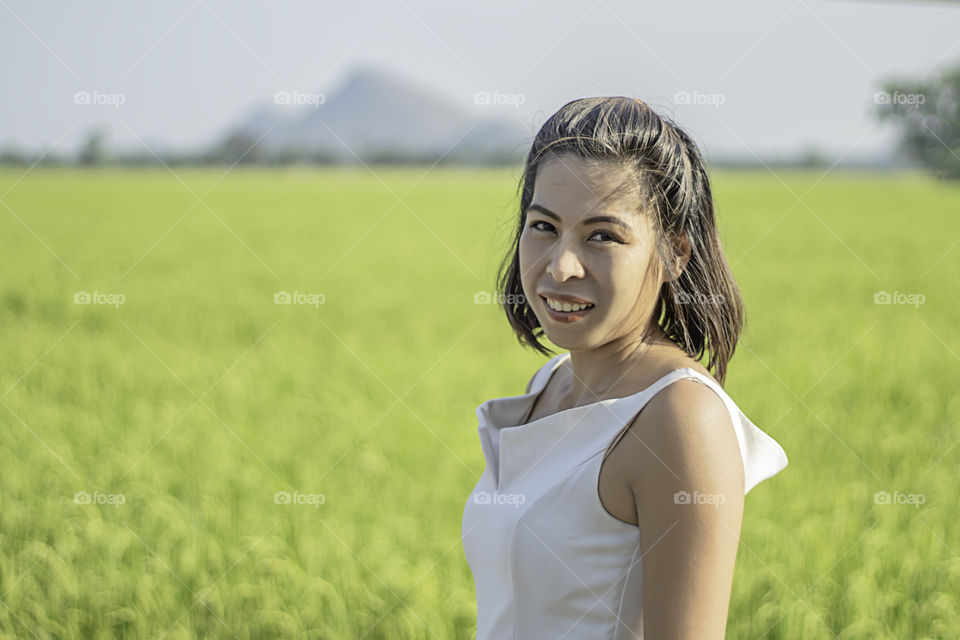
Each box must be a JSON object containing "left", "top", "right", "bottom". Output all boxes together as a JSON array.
[{"left": 2, "top": 0, "right": 959, "bottom": 162}]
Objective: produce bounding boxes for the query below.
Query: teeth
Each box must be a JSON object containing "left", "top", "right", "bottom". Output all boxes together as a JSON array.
[{"left": 545, "top": 297, "right": 594, "bottom": 312}]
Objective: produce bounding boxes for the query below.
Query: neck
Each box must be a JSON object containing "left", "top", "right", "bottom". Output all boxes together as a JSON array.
[{"left": 564, "top": 326, "right": 675, "bottom": 405}]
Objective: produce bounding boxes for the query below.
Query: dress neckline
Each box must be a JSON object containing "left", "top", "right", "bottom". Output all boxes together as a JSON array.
[{"left": 496, "top": 352, "right": 707, "bottom": 431}]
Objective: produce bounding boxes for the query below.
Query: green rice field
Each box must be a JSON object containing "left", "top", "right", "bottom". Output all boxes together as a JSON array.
[{"left": 0, "top": 165, "right": 957, "bottom": 638}]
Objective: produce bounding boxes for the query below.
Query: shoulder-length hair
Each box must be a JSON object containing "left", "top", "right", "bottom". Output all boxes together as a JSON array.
[{"left": 495, "top": 96, "right": 745, "bottom": 385}]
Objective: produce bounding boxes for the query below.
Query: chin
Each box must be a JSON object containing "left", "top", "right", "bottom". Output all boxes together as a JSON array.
[{"left": 541, "top": 330, "right": 597, "bottom": 350}]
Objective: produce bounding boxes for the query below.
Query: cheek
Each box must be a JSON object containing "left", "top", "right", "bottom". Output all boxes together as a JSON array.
[
  {"left": 517, "top": 237, "right": 536, "bottom": 292},
  {"left": 601, "top": 253, "right": 659, "bottom": 304},
  {"left": 518, "top": 234, "right": 543, "bottom": 271}
]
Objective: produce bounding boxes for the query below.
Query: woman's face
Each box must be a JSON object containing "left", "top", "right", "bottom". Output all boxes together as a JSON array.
[{"left": 519, "top": 153, "right": 666, "bottom": 350}]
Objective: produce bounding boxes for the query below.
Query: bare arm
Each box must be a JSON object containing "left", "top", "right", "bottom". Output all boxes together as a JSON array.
[{"left": 620, "top": 380, "right": 746, "bottom": 639}]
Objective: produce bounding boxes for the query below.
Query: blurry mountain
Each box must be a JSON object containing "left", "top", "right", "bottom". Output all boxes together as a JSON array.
[{"left": 218, "top": 65, "right": 530, "bottom": 164}]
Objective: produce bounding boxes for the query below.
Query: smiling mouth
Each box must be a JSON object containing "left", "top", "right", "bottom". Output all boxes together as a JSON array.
[{"left": 540, "top": 295, "right": 596, "bottom": 314}]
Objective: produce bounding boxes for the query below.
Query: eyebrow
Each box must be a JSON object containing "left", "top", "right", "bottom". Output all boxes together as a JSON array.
[{"left": 525, "top": 204, "right": 632, "bottom": 233}]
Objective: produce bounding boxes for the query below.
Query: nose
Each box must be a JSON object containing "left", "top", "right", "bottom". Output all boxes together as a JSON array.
[{"left": 545, "top": 240, "right": 585, "bottom": 282}]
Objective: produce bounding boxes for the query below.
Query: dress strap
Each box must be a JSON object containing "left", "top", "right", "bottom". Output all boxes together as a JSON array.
[
  {"left": 601, "top": 367, "right": 706, "bottom": 462},
  {"left": 528, "top": 352, "right": 570, "bottom": 396},
  {"left": 517, "top": 353, "right": 570, "bottom": 425}
]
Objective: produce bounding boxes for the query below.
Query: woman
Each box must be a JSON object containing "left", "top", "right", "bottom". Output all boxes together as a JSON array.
[{"left": 461, "top": 96, "right": 789, "bottom": 639}]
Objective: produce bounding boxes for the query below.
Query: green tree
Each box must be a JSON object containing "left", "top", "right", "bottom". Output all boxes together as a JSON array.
[
  {"left": 207, "top": 131, "right": 266, "bottom": 165},
  {"left": 78, "top": 128, "right": 108, "bottom": 166},
  {"left": 875, "top": 61, "right": 960, "bottom": 179}
]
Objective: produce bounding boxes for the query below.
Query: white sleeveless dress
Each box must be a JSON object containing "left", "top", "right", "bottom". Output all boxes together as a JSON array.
[{"left": 461, "top": 352, "right": 788, "bottom": 640}]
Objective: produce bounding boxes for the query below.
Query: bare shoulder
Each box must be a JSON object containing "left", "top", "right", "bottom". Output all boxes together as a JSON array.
[
  {"left": 616, "top": 376, "right": 745, "bottom": 498},
  {"left": 615, "top": 375, "right": 746, "bottom": 637}
]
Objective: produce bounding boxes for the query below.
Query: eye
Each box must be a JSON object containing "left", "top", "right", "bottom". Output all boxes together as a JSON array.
[
  {"left": 526, "top": 220, "right": 622, "bottom": 244},
  {"left": 589, "top": 230, "right": 622, "bottom": 244}
]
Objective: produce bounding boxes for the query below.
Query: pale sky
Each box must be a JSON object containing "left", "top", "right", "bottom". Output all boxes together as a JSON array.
[{"left": 2, "top": 0, "right": 959, "bottom": 161}]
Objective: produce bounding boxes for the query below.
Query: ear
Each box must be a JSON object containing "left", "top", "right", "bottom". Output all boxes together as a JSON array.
[{"left": 667, "top": 234, "right": 692, "bottom": 282}]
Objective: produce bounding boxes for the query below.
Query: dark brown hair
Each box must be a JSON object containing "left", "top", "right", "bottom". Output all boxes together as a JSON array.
[{"left": 495, "top": 96, "right": 745, "bottom": 385}]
